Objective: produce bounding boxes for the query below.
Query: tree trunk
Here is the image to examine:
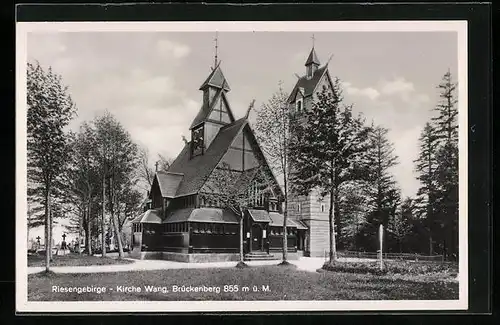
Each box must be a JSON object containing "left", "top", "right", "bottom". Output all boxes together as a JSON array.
[
  {"left": 101, "top": 176, "right": 107, "bottom": 258},
  {"left": 27, "top": 205, "right": 31, "bottom": 248},
  {"left": 429, "top": 234, "right": 433, "bottom": 256},
  {"left": 110, "top": 177, "right": 124, "bottom": 258},
  {"left": 282, "top": 176, "right": 288, "bottom": 262},
  {"left": 328, "top": 187, "right": 337, "bottom": 264},
  {"left": 87, "top": 201, "right": 93, "bottom": 255},
  {"left": 49, "top": 206, "right": 53, "bottom": 261},
  {"left": 44, "top": 187, "right": 51, "bottom": 272},
  {"left": 239, "top": 211, "right": 244, "bottom": 262},
  {"left": 79, "top": 204, "right": 84, "bottom": 255},
  {"left": 111, "top": 214, "right": 124, "bottom": 258}
]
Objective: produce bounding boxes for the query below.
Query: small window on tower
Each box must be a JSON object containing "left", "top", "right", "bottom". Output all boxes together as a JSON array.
[{"left": 296, "top": 100, "right": 302, "bottom": 113}]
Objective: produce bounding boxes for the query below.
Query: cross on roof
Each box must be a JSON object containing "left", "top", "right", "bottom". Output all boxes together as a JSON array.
[
  {"left": 311, "top": 34, "right": 316, "bottom": 48},
  {"left": 155, "top": 160, "right": 159, "bottom": 172},
  {"left": 62, "top": 233, "right": 66, "bottom": 240}
]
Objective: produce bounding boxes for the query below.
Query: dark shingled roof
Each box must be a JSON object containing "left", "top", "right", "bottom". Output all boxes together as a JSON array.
[
  {"left": 268, "top": 212, "right": 308, "bottom": 229},
  {"left": 163, "top": 208, "right": 239, "bottom": 224},
  {"left": 163, "top": 208, "right": 194, "bottom": 223},
  {"left": 247, "top": 209, "right": 271, "bottom": 223},
  {"left": 167, "top": 118, "right": 248, "bottom": 196},
  {"left": 305, "top": 47, "right": 320, "bottom": 66},
  {"left": 287, "top": 65, "right": 328, "bottom": 103},
  {"left": 156, "top": 171, "right": 184, "bottom": 198},
  {"left": 132, "top": 209, "right": 163, "bottom": 224}
]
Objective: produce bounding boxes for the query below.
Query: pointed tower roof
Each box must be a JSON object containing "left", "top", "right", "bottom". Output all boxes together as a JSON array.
[
  {"left": 305, "top": 47, "right": 320, "bottom": 66},
  {"left": 199, "top": 63, "right": 231, "bottom": 91},
  {"left": 190, "top": 63, "right": 234, "bottom": 130}
]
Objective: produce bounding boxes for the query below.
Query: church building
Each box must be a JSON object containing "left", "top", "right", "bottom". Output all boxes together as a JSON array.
[
  {"left": 286, "top": 45, "right": 336, "bottom": 258},
  {"left": 130, "top": 57, "right": 308, "bottom": 263}
]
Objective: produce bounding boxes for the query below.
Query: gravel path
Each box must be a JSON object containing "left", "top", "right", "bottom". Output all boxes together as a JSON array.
[{"left": 27, "top": 257, "right": 332, "bottom": 275}]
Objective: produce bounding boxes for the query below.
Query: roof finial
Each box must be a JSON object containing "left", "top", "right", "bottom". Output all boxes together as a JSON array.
[
  {"left": 214, "top": 31, "right": 219, "bottom": 69},
  {"left": 245, "top": 99, "right": 256, "bottom": 119},
  {"left": 155, "top": 161, "right": 159, "bottom": 172},
  {"left": 311, "top": 33, "right": 316, "bottom": 48}
]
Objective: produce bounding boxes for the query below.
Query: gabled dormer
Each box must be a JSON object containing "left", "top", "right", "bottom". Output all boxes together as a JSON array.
[{"left": 189, "top": 62, "right": 235, "bottom": 158}]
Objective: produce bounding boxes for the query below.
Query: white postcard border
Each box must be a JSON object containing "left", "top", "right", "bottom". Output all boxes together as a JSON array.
[{"left": 16, "top": 20, "right": 468, "bottom": 313}]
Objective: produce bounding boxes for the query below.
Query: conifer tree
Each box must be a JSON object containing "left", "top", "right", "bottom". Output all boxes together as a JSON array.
[
  {"left": 414, "top": 122, "right": 439, "bottom": 255},
  {"left": 289, "top": 78, "right": 372, "bottom": 265},
  {"left": 337, "top": 180, "right": 371, "bottom": 250},
  {"left": 432, "top": 70, "right": 459, "bottom": 259},
  {"left": 387, "top": 197, "right": 414, "bottom": 253},
  {"left": 363, "top": 125, "right": 401, "bottom": 250}
]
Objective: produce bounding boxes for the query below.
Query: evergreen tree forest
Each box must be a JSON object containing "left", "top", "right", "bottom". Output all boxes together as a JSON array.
[{"left": 288, "top": 71, "right": 459, "bottom": 261}]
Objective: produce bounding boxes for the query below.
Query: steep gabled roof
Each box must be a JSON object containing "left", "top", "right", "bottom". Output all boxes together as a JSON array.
[
  {"left": 242, "top": 123, "right": 285, "bottom": 199},
  {"left": 287, "top": 65, "right": 329, "bottom": 103},
  {"left": 167, "top": 118, "right": 248, "bottom": 196},
  {"left": 305, "top": 47, "right": 320, "bottom": 66},
  {"left": 155, "top": 171, "right": 184, "bottom": 198},
  {"left": 199, "top": 64, "right": 231, "bottom": 91},
  {"left": 189, "top": 90, "right": 235, "bottom": 130}
]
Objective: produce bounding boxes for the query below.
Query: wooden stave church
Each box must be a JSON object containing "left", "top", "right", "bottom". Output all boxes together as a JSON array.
[{"left": 130, "top": 60, "right": 309, "bottom": 263}]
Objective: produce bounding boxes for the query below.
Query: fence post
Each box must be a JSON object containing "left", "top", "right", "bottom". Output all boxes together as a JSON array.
[{"left": 379, "top": 224, "right": 384, "bottom": 271}]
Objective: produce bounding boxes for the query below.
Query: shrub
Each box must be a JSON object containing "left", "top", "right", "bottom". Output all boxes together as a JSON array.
[
  {"left": 322, "top": 261, "right": 388, "bottom": 275},
  {"left": 321, "top": 260, "right": 458, "bottom": 276}
]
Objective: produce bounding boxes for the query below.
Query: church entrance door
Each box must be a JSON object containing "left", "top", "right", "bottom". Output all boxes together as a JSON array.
[{"left": 251, "top": 224, "right": 262, "bottom": 251}]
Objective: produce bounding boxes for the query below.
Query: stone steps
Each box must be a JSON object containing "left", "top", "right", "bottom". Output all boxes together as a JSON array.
[{"left": 244, "top": 251, "right": 278, "bottom": 261}]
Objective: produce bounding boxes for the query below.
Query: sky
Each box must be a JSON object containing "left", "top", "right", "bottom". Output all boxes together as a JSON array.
[{"left": 26, "top": 30, "right": 458, "bottom": 241}]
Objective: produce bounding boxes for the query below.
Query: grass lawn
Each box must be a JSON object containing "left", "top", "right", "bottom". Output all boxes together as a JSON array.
[
  {"left": 28, "top": 264, "right": 458, "bottom": 301},
  {"left": 28, "top": 253, "right": 133, "bottom": 267}
]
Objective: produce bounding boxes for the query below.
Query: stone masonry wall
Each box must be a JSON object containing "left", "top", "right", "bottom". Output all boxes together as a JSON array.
[{"left": 288, "top": 188, "right": 332, "bottom": 257}]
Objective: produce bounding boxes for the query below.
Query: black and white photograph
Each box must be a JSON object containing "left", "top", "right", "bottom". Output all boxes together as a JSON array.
[{"left": 16, "top": 21, "right": 468, "bottom": 312}]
